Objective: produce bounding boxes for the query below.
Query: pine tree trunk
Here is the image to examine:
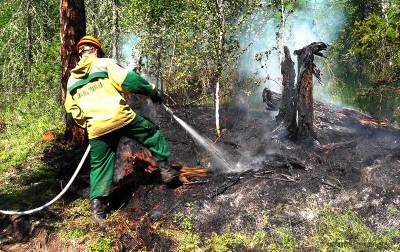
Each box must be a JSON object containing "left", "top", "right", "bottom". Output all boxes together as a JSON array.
[
  {"left": 111, "top": 0, "right": 119, "bottom": 60},
  {"left": 60, "top": 0, "right": 86, "bottom": 146}
]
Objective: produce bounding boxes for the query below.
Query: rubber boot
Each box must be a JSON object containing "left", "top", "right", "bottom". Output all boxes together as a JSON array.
[
  {"left": 158, "top": 160, "right": 178, "bottom": 184},
  {"left": 91, "top": 197, "right": 108, "bottom": 222}
]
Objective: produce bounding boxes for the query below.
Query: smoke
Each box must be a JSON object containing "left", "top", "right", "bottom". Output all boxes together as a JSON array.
[
  {"left": 239, "top": 0, "right": 346, "bottom": 99},
  {"left": 119, "top": 32, "right": 140, "bottom": 69}
]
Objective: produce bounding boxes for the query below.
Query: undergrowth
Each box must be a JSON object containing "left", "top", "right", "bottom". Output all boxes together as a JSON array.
[
  {"left": 161, "top": 204, "right": 400, "bottom": 251},
  {"left": 0, "top": 84, "right": 64, "bottom": 209}
]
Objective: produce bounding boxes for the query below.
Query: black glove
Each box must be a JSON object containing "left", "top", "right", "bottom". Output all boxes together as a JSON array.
[{"left": 150, "top": 89, "right": 163, "bottom": 104}]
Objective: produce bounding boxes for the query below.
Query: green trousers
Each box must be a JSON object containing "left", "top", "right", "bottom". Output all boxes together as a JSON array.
[{"left": 88, "top": 115, "right": 171, "bottom": 200}]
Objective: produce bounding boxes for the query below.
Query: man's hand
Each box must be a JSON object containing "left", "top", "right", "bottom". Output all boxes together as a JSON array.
[{"left": 150, "top": 89, "right": 163, "bottom": 104}]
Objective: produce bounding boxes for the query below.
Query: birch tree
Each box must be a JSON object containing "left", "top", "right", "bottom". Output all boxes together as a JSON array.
[
  {"left": 26, "top": 0, "right": 33, "bottom": 90},
  {"left": 111, "top": 0, "right": 119, "bottom": 60}
]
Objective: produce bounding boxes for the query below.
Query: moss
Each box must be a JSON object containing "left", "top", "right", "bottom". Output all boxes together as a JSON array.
[
  {"left": 88, "top": 237, "right": 113, "bottom": 252},
  {"left": 308, "top": 208, "right": 400, "bottom": 251}
]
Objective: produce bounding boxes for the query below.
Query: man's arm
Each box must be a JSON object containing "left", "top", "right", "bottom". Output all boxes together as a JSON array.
[{"left": 106, "top": 59, "right": 156, "bottom": 96}]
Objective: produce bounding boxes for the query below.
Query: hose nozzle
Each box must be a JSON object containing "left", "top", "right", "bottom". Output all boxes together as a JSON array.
[{"left": 162, "top": 104, "right": 175, "bottom": 116}]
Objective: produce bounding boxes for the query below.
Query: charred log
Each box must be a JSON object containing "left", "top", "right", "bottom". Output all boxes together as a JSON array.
[
  {"left": 276, "top": 46, "right": 296, "bottom": 133},
  {"left": 262, "top": 88, "right": 276, "bottom": 111},
  {"left": 262, "top": 88, "right": 280, "bottom": 113},
  {"left": 294, "top": 42, "right": 328, "bottom": 141}
]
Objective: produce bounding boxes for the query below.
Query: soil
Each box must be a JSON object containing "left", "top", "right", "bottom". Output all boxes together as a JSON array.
[{"left": 1, "top": 98, "right": 400, "bottom": 251}]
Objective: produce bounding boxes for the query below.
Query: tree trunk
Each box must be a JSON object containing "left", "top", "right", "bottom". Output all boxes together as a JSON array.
[
  {"left": 26, "top": 0, "right": 33, "bottom": 90},
  {"left": 43, "top": 0, "right": 49, "bottom": 36},
  {"left": 294, "top": 42, "right": 328, "bottom": 141},
  {"left": 92, "top": 0, "right": 98, "bottom": 37},
  {"left": 111, "top": 0, "right": 119, "bottom": 59},
  {"left": 215, "top": 79, "right": 221, "bottom": 137},
  {"left": 381, "top": 0, "right": 389, "bottom": 22},
  {"left": 60, "top": 0, "right": 86, "bottom": 146},
  {"left": 215, "top": 0, "right": 225, "bottom": 137},
  {"left": 296, "top": 62, "right": 314, "bottom": 140},
  {"left": 276, "top": 46, "right": 296, "bottom": 133},
  {"left": 278, "top": 0, "right": 286, "bottom": 68}
]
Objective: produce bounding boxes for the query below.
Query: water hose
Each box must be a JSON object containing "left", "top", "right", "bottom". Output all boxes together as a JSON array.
[
  {"left": 0, "top": 103, "right": 220, "bottom": 215},
  {"left": 0, "top": 145, "right": 91, "bottom": 215},
  {"left": 0, "top": 104, "right": 170, "bottom": 215}
]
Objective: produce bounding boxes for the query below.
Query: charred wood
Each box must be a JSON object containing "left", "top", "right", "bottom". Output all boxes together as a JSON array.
[
  {"left": 276, "top": 46, "right": 297, "bottom": 134},
  {"left": 262, "top": 88, "right": 280, "bottom": 111},
  {"left": 210, "top": 170, "right": 252, "bottom": 198},
  {"left": 294, "top": 42, "right": 328, "bottom": 141}
]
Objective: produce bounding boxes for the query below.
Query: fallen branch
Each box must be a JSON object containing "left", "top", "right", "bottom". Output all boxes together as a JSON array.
[
  {"left": 280, "top": 173, "right": 298, "bottom": 182},
  {"left": 210, "top": 170, "right": 252, "bottom": 198},
  {"left": 318, "top": 140, "right": 356, "bottom": 152},
  {"left": 183, "top": 179, "right": 210, "bottom": 185},
  {"left": 321, "top": 178, "right": 342, "bottom": 190},
  {"left": 253, "top": 170, "right": 274, "bottom": 178}
]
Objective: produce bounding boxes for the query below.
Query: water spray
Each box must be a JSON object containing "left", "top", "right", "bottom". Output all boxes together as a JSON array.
[
  {"left": 161, "top": 104, "right": 237, "bottom": 172},
  {"left": 0, "top": 103, "right": 236, "bottom": 216}
]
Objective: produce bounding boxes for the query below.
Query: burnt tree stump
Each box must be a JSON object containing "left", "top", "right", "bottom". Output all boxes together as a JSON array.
[
  {"left": 294, "top": 42, "right": 328, "bottom": 140},
  {"left": 276, "top": 46, "right": 297, "bottom": 134}
]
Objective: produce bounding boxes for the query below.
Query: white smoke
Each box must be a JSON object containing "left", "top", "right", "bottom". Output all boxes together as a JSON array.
[
  {"left": 119, "top": 32, "right": 139, "bottom": 69},
  {"left": 239, "top": 0, "right": 346, "bottom": 98}
]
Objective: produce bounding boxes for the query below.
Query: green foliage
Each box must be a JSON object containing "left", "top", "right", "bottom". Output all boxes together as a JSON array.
[
  {"left": 60, "top": 228, "right": 87, "bottom": 241},
  {"left": 0, "top": 85, "right": 63, "bottom": 171},
  {"left": 163, "top": 205, "right": 400, "bottom": 251},
  {"left": 310, "top": 208, "right": 400, "bottom": 251},
  {"left": 172, "top": 203, "right": 202, "bottom": 251},
  {"left": 351, "top": 5, "right": 400, "bottom": 83},
  {"left": 328, "top": 0, "right": 400, "bottom": 121},
  {"left": 120, "top": 0, "right": 259, "bottom": 104},
  {"left": 88, "top": 237, "right": 113, "bottom": 252},
  {"left": 0, "top": 0, "right": 60, "bottom": 95}
]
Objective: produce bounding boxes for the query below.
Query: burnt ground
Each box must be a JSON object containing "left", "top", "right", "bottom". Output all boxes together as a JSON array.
[{"left": 1, "top": 98, "right": 400, "bottom": 251}]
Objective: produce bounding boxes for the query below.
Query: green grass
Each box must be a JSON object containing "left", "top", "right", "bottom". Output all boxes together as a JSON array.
[
  {"left": 0, "top": 86, "right": 64, "bottom": 209},
  {"left": 160, "top": 204, "right": 400, "bottom": 251},
  {"left": 0, "top": 88, "right": 64, "bottom": 171}
]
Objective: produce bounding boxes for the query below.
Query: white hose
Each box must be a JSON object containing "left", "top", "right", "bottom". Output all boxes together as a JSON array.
[{"left": 0, "top": 145, "right": 91, "bottom": 215}]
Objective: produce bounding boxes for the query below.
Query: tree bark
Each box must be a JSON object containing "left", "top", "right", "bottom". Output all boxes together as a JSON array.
[
  {"left": 92, "top": 0, "right": 98, "bottom": 37},
  {"left": 215, "top": 0, "right": 225, "bottom": 137},
  {"left": 278, "top": 0, "right": 286, "bottom": 68},
  {"left": 276, "top": 46, "right": 296, "bottom": 133},
  {"left": 43, "top": 0, "right": 49, "bottom": 36},
  {"left": 294, "top": 42, "right": 328, "bottom": 141},
  {"left": 60, "top": 0, "right": 86, "bottom": 146},
  {"left": 111, "top": 0, "right": 119, "bottom": 60}
]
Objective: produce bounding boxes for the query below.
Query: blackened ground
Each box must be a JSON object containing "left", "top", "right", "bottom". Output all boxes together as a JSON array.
[
  {"left": 2, "top": 99, "right": 400, "bottom": 251},
  {"left": 113, "top": 100, "right": 400, "bottom": 250}
]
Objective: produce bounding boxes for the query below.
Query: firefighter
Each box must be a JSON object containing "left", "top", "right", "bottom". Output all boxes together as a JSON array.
[{"left": 64, "top": 36, "right": 177, "bottom": 221}]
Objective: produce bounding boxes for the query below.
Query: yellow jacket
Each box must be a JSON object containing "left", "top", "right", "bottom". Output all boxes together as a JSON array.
[{"left": 64, "top": 55, "right": 155, "bottom": 139}]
